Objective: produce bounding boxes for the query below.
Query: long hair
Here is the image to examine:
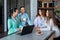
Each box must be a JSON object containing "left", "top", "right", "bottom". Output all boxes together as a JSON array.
[
  {"left": 52, "top": 13, "right": 59, "bottom": 25},
  {"left": 8, "top": 8, "right": 18, "bottom": 18},
  {"left": 46, "top": 10, "right": 52, "bottom": 20},
  {"left": 46, "top": 10, "right": 58, "bottom": 25},
  {"left": 37, "top": 9, "right": 45, "bottom": 17}
]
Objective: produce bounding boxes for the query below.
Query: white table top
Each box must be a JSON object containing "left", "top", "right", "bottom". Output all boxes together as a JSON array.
[{"left": 0, "top": 31, "right": 55, "bottom": 40}]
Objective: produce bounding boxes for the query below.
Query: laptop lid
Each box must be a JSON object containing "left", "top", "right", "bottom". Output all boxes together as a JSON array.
[{"left": 20, "top": 25, "right": 34, "bottom": 35}]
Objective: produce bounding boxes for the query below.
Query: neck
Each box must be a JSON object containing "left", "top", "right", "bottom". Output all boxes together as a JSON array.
[
  {"left": 21, "top": 13, "right": 24, "bottom": 14},
  {"left": 41, "top": 15, "right": 44, "bottom": 18},
  {"left": 47, "top": 17, "right": 50, "bottom": 20},
  {"left": 13, "top": 15, "right": 16, "bottom": 19}
]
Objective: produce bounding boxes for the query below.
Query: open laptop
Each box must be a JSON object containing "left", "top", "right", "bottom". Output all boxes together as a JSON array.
[{"left": 18, "top": 25, "right": 34, "bottom": 35}]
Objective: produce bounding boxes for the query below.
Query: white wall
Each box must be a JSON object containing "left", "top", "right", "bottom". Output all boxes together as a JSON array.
[{"left": 30, "top": 0, "right": 37, "bottom": 24}]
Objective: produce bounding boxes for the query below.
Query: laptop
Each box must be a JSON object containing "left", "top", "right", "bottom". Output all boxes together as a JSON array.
[{"left": 18, "top": 25, "right": 34, "bottom": 35}]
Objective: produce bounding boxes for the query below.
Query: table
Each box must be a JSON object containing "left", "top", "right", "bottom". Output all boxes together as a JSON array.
[{"left": 0, "top": 31, "right": 55, "bottom": 40}]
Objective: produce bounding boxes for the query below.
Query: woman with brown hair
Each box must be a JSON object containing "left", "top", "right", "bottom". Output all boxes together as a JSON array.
[
  {"left": 34, "top": 9, "right": 50, "bottom": 33},
  {"left": 46, "top": 10, "right": 60, "bottom": 37}
]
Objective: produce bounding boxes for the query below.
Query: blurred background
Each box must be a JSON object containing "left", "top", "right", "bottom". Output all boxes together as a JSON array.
[{"left": 0, "top": 0, "right": 60, "bottom": 37}]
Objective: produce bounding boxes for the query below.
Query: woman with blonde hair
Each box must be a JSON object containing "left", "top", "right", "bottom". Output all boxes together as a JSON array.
[{"left": 46, "top": 10, "right": 60, "bottom": 38}]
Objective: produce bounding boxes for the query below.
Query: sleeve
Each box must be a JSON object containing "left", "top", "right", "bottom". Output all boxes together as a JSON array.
[
  {"left": 43, "top": 19, "right": 54, "bottom": 31},
  {"left": 34, "top": 17, "right": 38, "bottom": 27},
  {"left": 40, "top": 22, "right": 51, "bottom": 31},
  {"left": 50, "top": 19, "right": 54, "bottom": 27},
  {"left": 49, "top": 19, "right": 55, "bottom": 31}
]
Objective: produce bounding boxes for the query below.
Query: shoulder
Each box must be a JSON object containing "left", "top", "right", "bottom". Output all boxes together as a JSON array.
[
  {"left": 8, "top": 19, "right": 12, "bottom": 22},
  {"left": 24, "top": 13, "right": 29, "bottom": 17},
  {"left": 24, "top": 13, "right": 28, "bottom": 16},
  {"left": 17, "top": 13, "right": 22, "bottom": 18},
  {"left": 18, "top": 13, "right": 21, "bottom": 16},
  {"left": 8, "top": 19, "right": 12, "bottom": 24},
  {"left": 50, "top": 18, "right": 53, "bottom": 22},
  {"left": 49, "top": 18, "right": 54, "bottom": 24},
  {"left": 44, "top": 17, "right": 47, "bottom": 20},
  {"left": 36, "top": 16, "right": 40, "bottom": 19},
  {"left": 35, "top": 16, "right": 40, "bottom": 20}
]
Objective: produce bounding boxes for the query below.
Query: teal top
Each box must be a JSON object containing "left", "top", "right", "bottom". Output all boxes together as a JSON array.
[
  {"left": 17, "top": 13, "right": 32, "bottom": 27},
  {"left": 8, "top": 16, "right": 20, "bottom": 35}
]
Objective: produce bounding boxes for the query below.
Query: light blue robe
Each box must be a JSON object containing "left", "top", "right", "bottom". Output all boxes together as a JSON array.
[{"left": 17, "top": 13, "right": 32, "bottom": 27}]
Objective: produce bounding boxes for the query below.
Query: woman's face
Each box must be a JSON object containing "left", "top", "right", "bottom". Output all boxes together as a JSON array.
[
  {"left": 46, "top": 10, "right": 49, "bottom": 17},
  {"left": 13, "top": 10, "right": 18, "bottom": 17},
  {"left": 39, "top": 10, "right": 42, "bottom": 16}
]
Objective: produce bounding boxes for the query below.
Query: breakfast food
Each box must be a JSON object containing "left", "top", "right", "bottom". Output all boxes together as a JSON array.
[{"left": 38, "top": 31, "right": 41, "bottom": 34}]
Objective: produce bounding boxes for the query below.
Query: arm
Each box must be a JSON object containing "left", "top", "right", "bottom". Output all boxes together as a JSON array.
[
  {"left": 26, "top": 14, "right": 32, "bottom": 25},
  {"left": 50, "top": 19, "right": 55, "bottom": 28},
  {"left": 40, "top": 22, "right": 51, "bottom": 31},
  {"left": 34, "top": 17, "right": 41, "bottom": 31},
  {"left": 8, "top": 19, "right": 12, "bottom": 30},
  {"left": 34, "top": 18, "right": 38, "bottom": 27}
]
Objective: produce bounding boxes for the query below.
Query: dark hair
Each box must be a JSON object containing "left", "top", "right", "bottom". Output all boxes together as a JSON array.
[
  {"left": 52, "top": 13, "right": 59, "bottom": 25},
  {"left": 46, "top": 10, "right": 59, "bottom": 25},
  {"left": 46, "top": 10, "right": 53, "bottom": 19},
  {"left": 37, "top": 9, "right": 45, "bottom": 17},
  {"left": 19, "top": 6, "right": 25, "bottom": 10},
  {"left": 9, "top": 8, "right": 18, "bottom": 18}
]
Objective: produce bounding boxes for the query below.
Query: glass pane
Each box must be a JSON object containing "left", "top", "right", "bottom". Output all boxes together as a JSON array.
[{"left": 0, "top": 0, "right": 4, "bottom": 33}]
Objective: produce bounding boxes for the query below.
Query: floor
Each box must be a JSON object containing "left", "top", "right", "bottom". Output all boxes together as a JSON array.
[
  {"left": 54, "top": 36, "right": 60, "bottom": 40},
  {"left": 0, "top": 32, "right": 7, "bottom": 38}
]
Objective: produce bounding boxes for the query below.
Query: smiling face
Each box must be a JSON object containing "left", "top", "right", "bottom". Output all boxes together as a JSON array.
[
  {"left": 13, "top": 9, "right": 18, "bottom": 17},
  {"left": 20, "top": 7, "right": 25, "bottom": 14},
  {"left": 39, "top": 10, "right": 42, "bottom": 16},
  {"left": 46, "top": 10, "right": 49, "bottom": 17},
  {"left": 46, "top": 10, "right": 53, "bottom": 19}
]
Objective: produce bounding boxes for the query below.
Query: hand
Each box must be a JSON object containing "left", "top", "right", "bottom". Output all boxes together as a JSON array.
[
  {"left": 35, "top": 27, "right": 40, "bottom": 31},
  {"left": 18, "top": 28, "right": 21, "bottom": 32}
]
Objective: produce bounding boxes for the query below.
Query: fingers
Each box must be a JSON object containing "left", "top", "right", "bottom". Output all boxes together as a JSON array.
[{"left": 18, "top": 28, "right": 21, "bottom": 31}]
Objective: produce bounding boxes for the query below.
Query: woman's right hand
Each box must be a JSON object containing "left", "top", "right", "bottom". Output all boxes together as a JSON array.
[
  {"left": 18, "top": 28, "right": 21, "bottom": 32},
  {"left": 35, "top": 27, "right": 42, "bottom": 34},
  {"left": 35, "top": 27, "right": 40, "bottom": 31}
]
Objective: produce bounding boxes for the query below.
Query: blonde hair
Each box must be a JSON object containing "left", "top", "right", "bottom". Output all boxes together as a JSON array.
[{"left": 46, "top": 10, "right": 59, "bottom": 25}]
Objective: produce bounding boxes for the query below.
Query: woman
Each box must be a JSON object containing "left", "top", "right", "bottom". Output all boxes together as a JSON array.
[
  {"left": 46, "top": 10, "right": 60, "bottom": 37},
  {"left": 34, "top": 9, "right": 50, "bottom": 31},
  {"left": 8, "top": 8, "right": 21, "bottom": 35}
]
